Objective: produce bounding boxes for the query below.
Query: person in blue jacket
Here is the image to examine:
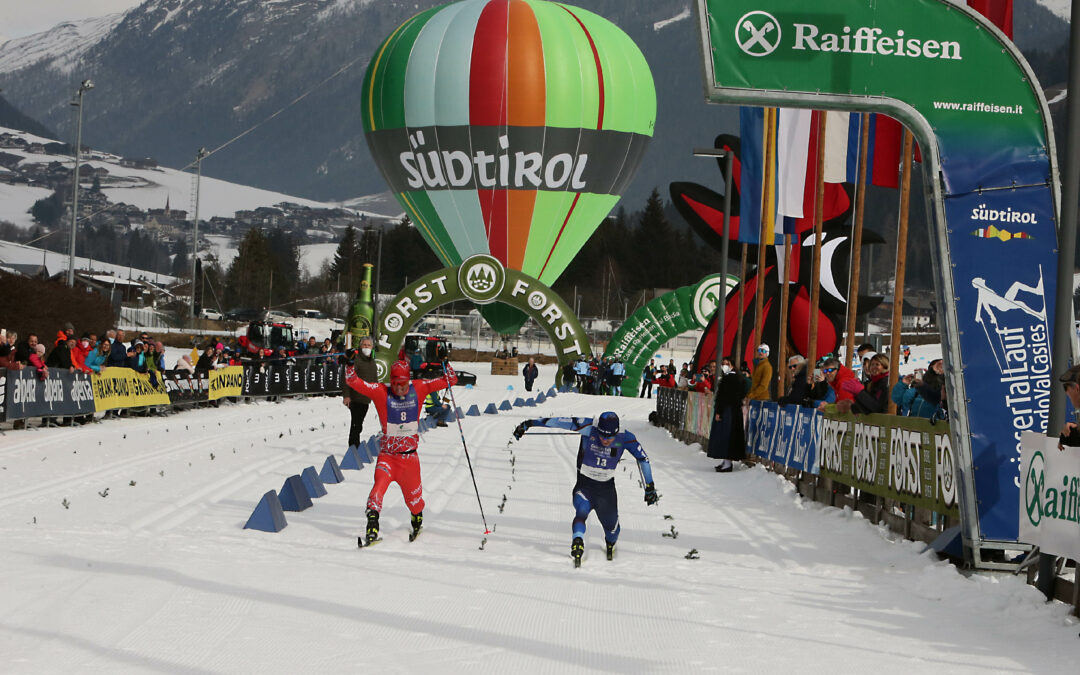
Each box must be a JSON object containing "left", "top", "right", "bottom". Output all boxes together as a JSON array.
[{"left": 513, "top": 411, "right": 659, "bottom": 566}]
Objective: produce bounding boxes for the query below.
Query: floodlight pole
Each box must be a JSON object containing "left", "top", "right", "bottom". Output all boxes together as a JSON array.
[
  {"left": 693, "top": 147, "right": 732, "bottom": 391},
  {"left": 67, "top": 79, "right": 94, "bottom": 287},
  {"left": 190, "top": 147, "right": 208, "bottom": 323}
]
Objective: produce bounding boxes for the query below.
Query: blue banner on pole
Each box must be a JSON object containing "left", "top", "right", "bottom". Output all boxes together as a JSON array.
[{"left": 944, "top": 186, "right": 1057, "bottom": 541}]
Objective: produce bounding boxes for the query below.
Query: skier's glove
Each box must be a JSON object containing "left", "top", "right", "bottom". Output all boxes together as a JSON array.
[
  {"left": 513, "top": 421, "right": 532, "bottom": 440},
  {"left": 643, "top": 483, "right": 659, "bottom": 505}
]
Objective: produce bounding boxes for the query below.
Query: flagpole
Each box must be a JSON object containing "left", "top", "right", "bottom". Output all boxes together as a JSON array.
[
  {"left": 888, "top": 129, "right": 915, "bottom": 414},
  {"left": 753, "top": 108, "right": 776, "bottom": 368},
  {"left": 735, "top": 243, "right": 748, "bottom": 367},
  {"left": 844, "top": 113, "right": 871, "bottom": 367},
  {"left": 806, "top": 112, "right": 827, "bottom": 385},
  {"left": 777, "top": 232, "right": 793, "bottom": 396}
]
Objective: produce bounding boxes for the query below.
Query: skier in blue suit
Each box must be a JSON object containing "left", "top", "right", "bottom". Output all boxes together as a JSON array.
[{"left": 513, "top": 411, "right": 659, "bottom": 566}]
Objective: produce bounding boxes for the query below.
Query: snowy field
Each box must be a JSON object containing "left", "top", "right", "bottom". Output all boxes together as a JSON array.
[{"left": 1, "top": 363, "right": 1077, "bottom": 673}]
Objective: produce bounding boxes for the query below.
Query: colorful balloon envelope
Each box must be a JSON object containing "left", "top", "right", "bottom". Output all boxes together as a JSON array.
[{"left": 362, "top": 0, "right": 655, "bottom": 291}]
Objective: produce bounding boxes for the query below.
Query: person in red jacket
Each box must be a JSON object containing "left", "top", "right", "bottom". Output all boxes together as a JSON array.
[
  {"left": 654, "top": 365, "right": 676, "bottom": 388},
  {"left": 345, "top": 359, "right": 458, "bottom": 546},
  {"left": 817, "top": 357, "right": 864, "bottom": 412}
]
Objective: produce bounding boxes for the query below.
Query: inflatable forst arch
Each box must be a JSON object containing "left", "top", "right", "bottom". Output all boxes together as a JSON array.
[
  {"left": 373, "top": 255, "right": 590, "bottom": 387},
  {"left": 603, "top": 274, "right": 737, "bottom": 396},
  {"left": 697, "top": 0, "right": 1061, "bottom": 561}
]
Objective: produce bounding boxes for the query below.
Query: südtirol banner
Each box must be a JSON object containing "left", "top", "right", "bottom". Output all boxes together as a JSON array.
[
  {"left": 92, "top": 370, "right": 171, "bottom": 411},
  {"left": 698, "top": 0, "right": 1058, "bottom": 542},
  {"left": 1018, "top": 431, "right": 1080, "bottom": 562},
  {"left": 209, "top": 366, "right": 244, "bottom": 401}
]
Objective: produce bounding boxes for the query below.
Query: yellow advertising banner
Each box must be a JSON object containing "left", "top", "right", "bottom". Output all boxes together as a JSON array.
[
  {"left": 91, "top": 369, "right": 172, "bottom": 411},
  {"left": 209, "top": 366, "right": 243, "bottom": 401}
]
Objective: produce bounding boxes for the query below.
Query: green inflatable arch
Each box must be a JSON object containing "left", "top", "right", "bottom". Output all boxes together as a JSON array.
[
  {"left": 603, "top": 274, "right": 736, "bottom": 396},
  {"left": 373, "top": 255, "right": 590, "bottom": 388}
]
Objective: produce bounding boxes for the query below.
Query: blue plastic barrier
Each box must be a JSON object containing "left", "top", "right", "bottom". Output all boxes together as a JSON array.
[
  {"left": 341, "top": 446, "right": 364, "bottom": 470},
  {"left": 301, "top": 466, "right": 327, "bottom": 498},
  {"left": 499, "top": 400, "right": 513, "bottom": 411},
  {"left": 278, "top": 475, "right": 313, "bottom": 512},
  {"left": 484, "top": 403, "right": 499, "bottom": 414},
  {"left": 244, "top": 491, "right": 288, "bottom": 532},
  {"left": 320, "top": 455, "right": 345, "bottom": 484},
  {"left": 466, "top": 404, "right": 481, "bottom": 416}
]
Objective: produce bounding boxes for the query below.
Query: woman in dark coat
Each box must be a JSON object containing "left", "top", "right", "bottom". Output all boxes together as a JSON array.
[{"left": 708, "top": 364, "right": 747, "bottom": 472}]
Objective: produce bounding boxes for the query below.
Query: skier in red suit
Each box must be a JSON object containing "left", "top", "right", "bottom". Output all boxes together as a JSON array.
[{"left": 345, "top": 359, "right": 457, "bottom": 546}]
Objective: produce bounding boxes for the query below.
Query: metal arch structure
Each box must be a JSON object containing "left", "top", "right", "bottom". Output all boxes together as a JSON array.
[
  {"left": 695, "top": 0, "right": 1069, "bottom": 568},
  {"left": 372, "top": 254, "right": 590, "bottom": 388}
]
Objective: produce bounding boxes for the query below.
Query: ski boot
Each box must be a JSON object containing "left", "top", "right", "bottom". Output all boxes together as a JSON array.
[
  {"left": 605, "top": 540, "right": 615, "bottom": 561},
  {"left": 409, "top": 511, "right": 423, "bottom": 542},
  {"left": 571, "top": 536, "right": 585, "bottom": 567},
  {"left": 361, "top": 508, "right": 380, "bottom": 547}
]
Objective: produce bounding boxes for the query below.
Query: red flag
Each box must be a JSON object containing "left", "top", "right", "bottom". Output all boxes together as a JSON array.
[{"left": 967, "top": 0, "right": 1013, "bottom": 40}]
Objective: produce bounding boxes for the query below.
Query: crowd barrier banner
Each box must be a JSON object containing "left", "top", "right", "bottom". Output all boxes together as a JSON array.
[
  {"left": 788, "top": 406, "right": 822, "bottom": 474},
  {"left": 241, "top": 361, "right": 344, "bottom": 398},
  {"left": 92, "top": 369, "right": 171, "bottom": 410},
  {"left": 2, "top": 367, "right": 95, "bottom": 420},
  {"left": 817, "top": 412, "right": 959, "bottom": 517},
  {"left": 1018, "top": 431, "right": 1080, "bottom": 561},
  {"left": 209, "top": 366, "right": 244, "bottom": 401},
  {"left": 684, "top": 390, "right": 713, "bottom": 439},
  {"left": 163, "top": 370, "right": 208, "bottom": 404},
  {"left": 747, "top": 400, "right": 763, "bottom": 455}
]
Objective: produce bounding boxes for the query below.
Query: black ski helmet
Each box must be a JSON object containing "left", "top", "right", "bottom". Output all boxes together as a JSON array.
[{"left": 596, "top": 411, "right": 620, "bottom": 437}]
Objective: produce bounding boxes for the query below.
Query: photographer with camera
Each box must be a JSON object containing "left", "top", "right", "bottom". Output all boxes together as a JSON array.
[{"left": 343, "top": 336, "right": 377, "bottom": 455}]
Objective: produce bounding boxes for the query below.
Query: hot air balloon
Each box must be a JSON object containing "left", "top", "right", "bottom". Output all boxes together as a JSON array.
[{"left": 361, "top": 0, "right": 655, "bottom": 333}]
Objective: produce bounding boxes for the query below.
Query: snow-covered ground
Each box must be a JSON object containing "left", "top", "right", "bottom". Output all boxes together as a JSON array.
[{"left": 1, "top": 362, "right": 1076, "bottom": 673}]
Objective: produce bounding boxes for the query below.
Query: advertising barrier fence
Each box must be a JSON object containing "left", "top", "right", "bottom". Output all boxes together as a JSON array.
[
  {"left": 2, "top": 361, "right": 344, "bottom": 421},
  {"left": 2, "top": 367, "right": 96, "bottom": 420},
  {"left": 1019, "top": 431, "right": 1080, "bottom": 563},
  {"left": 657, "top": 389, "right": 958, "bottom": 519}
]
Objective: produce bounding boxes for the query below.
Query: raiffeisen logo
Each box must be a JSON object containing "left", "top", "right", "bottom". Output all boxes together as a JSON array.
[{"left": 735, "top": 12, "right": 963, "bottom": 61}]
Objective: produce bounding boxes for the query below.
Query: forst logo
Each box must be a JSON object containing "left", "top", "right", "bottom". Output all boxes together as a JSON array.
[
  {"left": 1025, "top": 451, "right": 1045, "bottom": 526},
  {"left": 457, "top": 254, "right": 505, "bottom": 305},
  {"left": 735, "top": 11, "right": 782, "bottom": 56},
  {"left": 467, "top": 264, "right": 497, "bottom": 293}
]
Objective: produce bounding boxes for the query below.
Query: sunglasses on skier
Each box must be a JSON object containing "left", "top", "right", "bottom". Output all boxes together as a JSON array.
[{"left": 822, "top": 368, "right": 837, "bottom": 374}]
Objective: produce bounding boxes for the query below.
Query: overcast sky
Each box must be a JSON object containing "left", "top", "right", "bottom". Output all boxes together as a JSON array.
[{"left": 0, "top": 0, "right": 141, "bottom": 42}]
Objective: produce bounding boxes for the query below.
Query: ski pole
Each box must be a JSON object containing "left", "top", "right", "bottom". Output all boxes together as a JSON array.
[{"left": 443, "top": 361, "right": 491, "bottom": 534}]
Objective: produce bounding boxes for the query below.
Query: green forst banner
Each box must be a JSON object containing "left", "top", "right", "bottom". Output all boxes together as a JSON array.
[
  {"left": 604, "top": 274, "right": 732, "bottom": 396},
  {"left": 374, "top": 254, "right": 589, "bottom": 387},
  {"left": 818, "top": 412, "right": 959, "bottom": 518},
  {"left": 697, "top": 0, "right": 1059, "bottom": 544}
]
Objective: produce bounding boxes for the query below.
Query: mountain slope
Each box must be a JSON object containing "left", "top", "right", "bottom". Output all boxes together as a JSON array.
[
  {"left": 0, "top": 0, "right": 1067, "bottom": 206},
  {"left": 0, "top": 0, "right": 722, "bottom": 205}
]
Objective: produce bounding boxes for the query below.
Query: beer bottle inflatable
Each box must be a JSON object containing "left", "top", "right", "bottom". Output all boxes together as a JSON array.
[{"left": 347, "top": 263, "right": 375, "bottom": 345}]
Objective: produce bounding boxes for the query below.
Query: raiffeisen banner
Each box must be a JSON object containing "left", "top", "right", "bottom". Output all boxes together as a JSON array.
[{"left": 697, "top": 0, "right": 1060, "bottom": 544}]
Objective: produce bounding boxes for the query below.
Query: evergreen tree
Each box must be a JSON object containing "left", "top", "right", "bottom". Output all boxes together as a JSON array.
[
  {"left": 171, "top": 238, "right": 190, "bottom": 278},
  {"left": 331, "top": 224, "right": 359, "bottom": 288},
  {"left": 225, "top": 228, "right": 273, "bottom": 309}
]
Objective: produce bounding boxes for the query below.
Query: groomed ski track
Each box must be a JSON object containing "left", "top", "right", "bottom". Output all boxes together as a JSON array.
[{"left": 0, "top": 365, "right": 1076, "bottom": 673}]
